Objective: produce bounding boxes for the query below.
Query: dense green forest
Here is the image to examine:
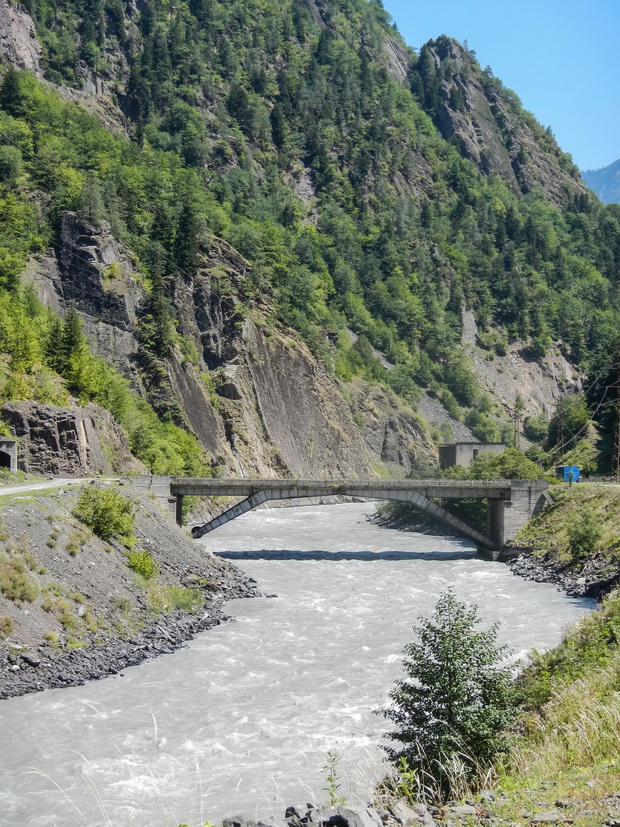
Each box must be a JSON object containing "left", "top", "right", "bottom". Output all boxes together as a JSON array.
[{"left": 1, "top": 0, "right": 620, "bottom": 465}]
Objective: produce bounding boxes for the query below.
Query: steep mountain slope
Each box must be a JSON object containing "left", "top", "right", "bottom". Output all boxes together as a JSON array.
[
  {"left": 582, "top": 159, "right": 620, "bottom": 205},
  {"left": 0, "top": 0, "right": 619, "bottom": 477},
  {"left": 410, "top": 37, "right": 585, "bottom": 207}
]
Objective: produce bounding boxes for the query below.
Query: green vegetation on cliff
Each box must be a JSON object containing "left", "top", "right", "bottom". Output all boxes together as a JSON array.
[{"left": 2, "top": 0, "right": 620, "bottom": 457}]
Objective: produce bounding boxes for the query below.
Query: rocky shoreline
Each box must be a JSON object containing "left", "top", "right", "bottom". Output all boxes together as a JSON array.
[
  {"left": 217, "top": 789, "right": 620, "bottom": 827},
  {"left": 0, "top": 571, "right": 260, "bottom": 700},
  {"left": 507, "top": 548, "right": 620, "bottom": 601}
]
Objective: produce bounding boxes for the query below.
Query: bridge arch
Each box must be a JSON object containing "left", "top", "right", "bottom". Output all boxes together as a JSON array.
[
  {"left": 124, "top": 477, "right": 548, "bottom": 553},
  {"left": 189, "top": 484, "right": 496, "bottom": 548}
]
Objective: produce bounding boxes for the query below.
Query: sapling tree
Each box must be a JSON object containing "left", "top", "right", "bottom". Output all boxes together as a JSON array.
[{"left": 382, "top": 592, "right": 516, "bottom": 798}]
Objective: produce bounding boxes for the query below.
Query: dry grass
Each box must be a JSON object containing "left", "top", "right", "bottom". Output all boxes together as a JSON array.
[{"left": 494, "top": 620, "right": 620, "bottom": 823}]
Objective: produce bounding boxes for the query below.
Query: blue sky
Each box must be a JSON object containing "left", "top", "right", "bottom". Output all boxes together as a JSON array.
[{"left": 382, "top": 0, "right": 619, "bottom": 171}]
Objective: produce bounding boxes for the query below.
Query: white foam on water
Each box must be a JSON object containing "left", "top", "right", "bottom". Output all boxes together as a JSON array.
[{"left": 0, "top": 503, "right": 593, "bottom": 826}]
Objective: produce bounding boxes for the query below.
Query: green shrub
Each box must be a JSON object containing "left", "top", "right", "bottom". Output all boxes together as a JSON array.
[
  {"left": 567, "top": 508, "right": 602, "bottom": 563},
  {"left": 382, "top": 592, "right": 516, "bottom": 800},
  {"left": 0, "top": 615, "right": 13, "bottom": 638},
  {"left": 147, "top": 584, "right": 203, "bottom": 614},
  {"left": 126, "top": 549, "right": 158, "bottom": 579},
  {"left": 72, "top": 486, "right": 135, "bottom": 545},
  {"left": 43, "top": 630, "right": 59, "bottom": 645},
  {"left": 0, "top": 556, "right": 38, "bottom": 602}
]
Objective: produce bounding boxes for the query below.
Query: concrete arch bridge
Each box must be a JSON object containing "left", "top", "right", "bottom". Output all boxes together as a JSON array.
[{"left": 159, "top": 478, "right": 550, "bottom": 552}]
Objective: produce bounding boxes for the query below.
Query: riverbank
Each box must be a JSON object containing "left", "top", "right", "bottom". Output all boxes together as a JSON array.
[
  {"left": 0, "top": 482, "right": 259, "bottom": 699},
  {"left": 508, "top": 484, "right": 620, "bottom": 600}
]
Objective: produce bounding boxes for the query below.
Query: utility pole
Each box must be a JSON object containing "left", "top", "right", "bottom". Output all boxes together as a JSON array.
[
  {"left": 612, "top": 363, "right": 620, "bottom": 482},
  {"left": 513, "top": 393, "right": 525, "bottom": 451}
]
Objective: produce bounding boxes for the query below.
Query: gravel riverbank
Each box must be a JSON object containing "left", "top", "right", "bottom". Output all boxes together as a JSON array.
[{"left": 0, "top": 483, "right": 260, "bottom": 699}]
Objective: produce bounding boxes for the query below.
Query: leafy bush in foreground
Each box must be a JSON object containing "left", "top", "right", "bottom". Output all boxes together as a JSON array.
[{"left": 72, "top": 486, "right": 134, "bottom": 546}]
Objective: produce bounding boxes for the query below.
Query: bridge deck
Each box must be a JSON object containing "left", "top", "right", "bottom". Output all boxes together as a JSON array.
[{"left": 170, "top": 478, "right": 513, "bottom": 499}]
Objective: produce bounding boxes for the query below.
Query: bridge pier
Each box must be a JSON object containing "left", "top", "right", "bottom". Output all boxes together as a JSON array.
[
  {"left": 483, "top": 480, "right": 548, "bottom": 556},
  {"left": 487, "top": 498, "right": 506, "bottom": 549}
]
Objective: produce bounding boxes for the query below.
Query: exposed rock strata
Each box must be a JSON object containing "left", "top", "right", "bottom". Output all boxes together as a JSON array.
[
  {"left": 0, "top": 0, "right": 41, "bottom": 76},
  {"left": 461, "top": 308, "right": 582, "bottom": 420},
  {"left": 0, "top": 400, "right": 145, "bottom": 476}
]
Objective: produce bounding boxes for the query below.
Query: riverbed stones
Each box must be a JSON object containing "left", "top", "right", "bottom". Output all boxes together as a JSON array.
[
  {"left": 20, "top": 651, "right": 40, "bottom": 667},
  {"left": 389, "top": 799, "right": 425, "bottom": 824},
  {"left": 530, "top": 811, "right": 563, "bottom": 823},
  {"left": 336, "top": 805, "right": 384, "bottom": 827},
  {"left": 223, "top": 816, "right": 258, "bottom": 827}
]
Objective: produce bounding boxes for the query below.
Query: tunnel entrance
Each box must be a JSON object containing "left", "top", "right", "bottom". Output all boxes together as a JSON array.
[{"left": 0, "top": 450, "right": 11, "bottom": 469}]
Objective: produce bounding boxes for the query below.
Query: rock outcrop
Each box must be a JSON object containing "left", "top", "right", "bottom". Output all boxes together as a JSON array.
[
  {"left": 0, "top": 0, "right": 41, "bottom": 76},
  {"left": 416, "top": 38, "right": 586, "bottom": 206},
  {"left": 0, "top": 401, "right": 146, "bottom": 476},
  {"left": 26, "top": 212, "right": 438, "bottom": 478}
]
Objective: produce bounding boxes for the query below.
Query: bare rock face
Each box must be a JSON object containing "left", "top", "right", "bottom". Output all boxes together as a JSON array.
[
  {"left": 382, "top": 34, "right": 411, "bottom": 82},
  {"left": 348, "top": 380, "right": 437, "bottom": 476},
  {"left": 28, "top": 211, "right": 437, "bottom": 478},
  {"left": 26, "top": 212, "right": 144, "bottom": 385},
  {"left": 0, "top": 0, "right": 41, "bottom": 76},
  {"left": 417, "top": 38, "right": 586, "bottom": 207},
  {"left": 58, "top": 211, "right": 143, "bottom": 333},
  {"left": 1, "top": 401, "right": 146, "bottom": 476},
  {"left": 461, "top": 308, "right": 582, "bottom": 420}
]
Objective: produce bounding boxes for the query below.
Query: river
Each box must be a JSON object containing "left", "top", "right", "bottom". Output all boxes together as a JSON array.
[{"left": 0, "top": 503, "right": 593, "bottom": 827}]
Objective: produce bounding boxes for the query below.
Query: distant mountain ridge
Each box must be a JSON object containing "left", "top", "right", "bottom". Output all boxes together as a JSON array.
[{"left": 582, "top": 159, "right": 620, "bottom": 204}]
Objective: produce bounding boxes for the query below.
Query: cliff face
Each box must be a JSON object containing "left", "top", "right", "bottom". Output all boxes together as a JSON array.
[
  {"left": 26, "top": 211, "right": 436, "bottom": 478},
  {"left": 0, "top": 0, "right": 41, "bottom": 77},
  {"left": 415, "top": 38, "right": 586, "bottom": 206},
  {"left": 1, "top": 400, "right": 146, "bottom": 476}
]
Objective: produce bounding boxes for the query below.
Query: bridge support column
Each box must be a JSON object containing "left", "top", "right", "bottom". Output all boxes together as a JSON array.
[
  {"left": 175, "top": 495, "right": 184, "bottom": 526},
  {"left": 502, "top": 481, "right": 549, "bottom": 542},
  {"left": 487, "top": 499, "right": 505, "bottom": 549}
]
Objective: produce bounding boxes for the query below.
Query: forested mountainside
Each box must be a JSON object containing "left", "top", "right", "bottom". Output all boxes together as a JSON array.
[
  {"left": 582, "top": 159, "right": 620, "bottom": 205},
  {"left": 1, "top": 0, "right": 620, "bottom": 477}
]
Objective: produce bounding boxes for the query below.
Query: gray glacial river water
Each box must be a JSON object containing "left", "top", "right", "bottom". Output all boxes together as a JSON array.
[{"left": 0, "top": 503, "right": 593, "bottom": 827}]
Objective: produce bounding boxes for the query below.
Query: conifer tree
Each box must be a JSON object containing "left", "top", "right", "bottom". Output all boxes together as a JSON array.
[
  {"left": 0, "top": 67, "right": 23, "bottom": 118},
  {"left": 62, "top": 307, "right": 86, "bottom": 366},
  {"left": 173, "top": 199, "right": 199, "bottom": 279},
  {"left": 46, "top": 316, "right": 65, "bottom": 374},
  {"left": 383, "top": 592, "right": 516, "bottom": 798}
]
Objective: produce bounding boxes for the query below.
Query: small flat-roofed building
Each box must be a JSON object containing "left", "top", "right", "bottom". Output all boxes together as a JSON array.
[
  {"left": 439, "top": 441, "right": 505, "bottom": 470},
  {"left": 0, "top": 438, "right": 17, "bottom": 472}
]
